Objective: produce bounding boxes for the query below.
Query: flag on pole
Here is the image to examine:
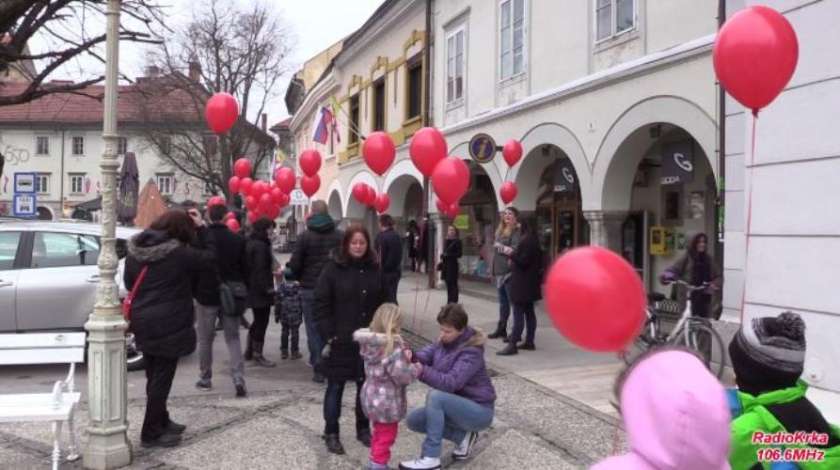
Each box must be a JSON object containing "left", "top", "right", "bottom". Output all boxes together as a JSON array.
[
  {"left": 312, "top": 106, "right": 333, "bottom": 144},
  {"left": 330, "top": 97, "right": 342, "bottom": 143}
]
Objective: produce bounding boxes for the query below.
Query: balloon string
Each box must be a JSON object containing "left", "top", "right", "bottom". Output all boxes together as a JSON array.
[{"left": 739, "top": 115, "right": 758, "bottom": 323}]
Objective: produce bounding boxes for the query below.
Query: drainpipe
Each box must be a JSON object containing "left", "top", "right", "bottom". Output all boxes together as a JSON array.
[
  {"left": 60, "top": 128, "right": 66, "bottom": 216},
  {"left": 424, "top": 0, "right": 435, "bottom": 288},
  {"left": 716, "top": 0, "right": 726, "bottom": 275}
]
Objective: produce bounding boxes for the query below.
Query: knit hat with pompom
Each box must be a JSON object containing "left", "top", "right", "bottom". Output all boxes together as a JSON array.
[{"left": 728, "top": 311, "right": 806, "bottom": 394}]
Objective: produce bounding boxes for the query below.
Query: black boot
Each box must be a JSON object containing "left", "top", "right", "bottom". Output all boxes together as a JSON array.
[
  {"left": 357, "top": 428, "right": 372, "bottom": 447},
  {"left": 252, "top": 341, "right": 276, "bottom": 368},
  {"left": 487, "top": 321, "right": 507, "bottom": 340},
  {"left": 518, "top": 342, "right": 536, "bottom": 351},
  {"left": 324, "top": 434, "right": 345, "bottom": 455},
  {"left": 281, "top": 349, "right": 289, "bottom": 360},
  {"left": 496, "top": 343, "right": 518, "bottom": 356},
  {"left": 243, "top": 334, "right": 253, "bottom": 361}
]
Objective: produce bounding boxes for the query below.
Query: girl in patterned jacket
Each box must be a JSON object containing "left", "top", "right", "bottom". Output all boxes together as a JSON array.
[{"left": 354, "top": 304, "right": 422, "bottom": 470}]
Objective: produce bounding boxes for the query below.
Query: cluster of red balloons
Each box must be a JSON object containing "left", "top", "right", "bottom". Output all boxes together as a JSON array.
[
  {"left": 498, "top": 140, "right": 523, "bottom": 205},
  {"left": 226, "top": 157, "right": 298, "bottom": 225},
  {"left": 407, "top": 127, "right": 470, "bottom": 219},
  {"left": 352, "top": 182, "right": 390, "bottom": 214}
]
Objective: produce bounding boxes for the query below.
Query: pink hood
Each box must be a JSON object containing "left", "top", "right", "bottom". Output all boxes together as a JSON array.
[{"left": 592, "top": 350, "right": 731, "bottom": 470}]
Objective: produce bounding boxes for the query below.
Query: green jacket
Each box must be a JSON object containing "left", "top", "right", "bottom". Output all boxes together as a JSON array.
[{"left": 730, "top": 381, "right": 840, "bottom": 470}]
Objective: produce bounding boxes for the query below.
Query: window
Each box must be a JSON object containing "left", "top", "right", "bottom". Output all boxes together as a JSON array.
[
  {"left": 406, "top": 59, "right": 423, "bottom": 120},
  {"left": 596, "top": 0, "right": 635, "bottom": 42},
  {"left": 156, "top": 173, "right": 173, "bottom": 195},
  {"left": 0, "top": 232, "right": 21, "bottom": 269},
  {"left": 500, "top": 0, "right": 526, "bottom": 80},
  {"left": 372, "top": 79, "right": 386, "bottom": 131},
  {"left": 72, "top": 136, "right": 84, "bottom": 156},
  {"left": 70, "top": 174, "right": 85, "bottom": 194},
  {"left": 446, "top": 27, "right": 466, "bottom": 104},
  {"left": 35, "top": 174, "right": 49, "bottom": 194},
  {"left": 349, "top": 94, "right": 360, "bottom": 144},
  {"left": 32, "top": 232, "right": 100, "bottom": 268},
  {"left": 117, "top": 137, "right": 128, "bottom": 155},
  {"left": 36, "top": 136, "right": 50, "bottom": 155}
]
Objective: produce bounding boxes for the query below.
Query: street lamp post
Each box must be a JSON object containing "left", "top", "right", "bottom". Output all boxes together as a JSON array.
[{"left": 83, "top": 0, "right": 132, "bottom": 468}]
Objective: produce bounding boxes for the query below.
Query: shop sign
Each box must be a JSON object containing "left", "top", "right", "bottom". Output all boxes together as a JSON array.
[
  {"left": 661, "top": 141, "right": 694, "bottom": 185},
  {"left": 453, "top": 214, "right": 470, "bottom": 230},
  {"left": 289, "top": 189, "right": 309, "bottom": 206},
  {"left": 469, "top": 133, "right": 497, "bottom": 164},
  {"left": 552, "top": 159, "right": 577, "bottom": 193}
]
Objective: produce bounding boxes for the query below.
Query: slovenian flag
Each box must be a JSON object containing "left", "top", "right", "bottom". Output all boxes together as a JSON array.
[{"left": 312, "top": 106, "right": 333, "bottom": 144}]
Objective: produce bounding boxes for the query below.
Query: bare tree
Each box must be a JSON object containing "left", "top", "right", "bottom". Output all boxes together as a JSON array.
[{"left": 137, "top": 0, "right": 292, "bottom": 199}]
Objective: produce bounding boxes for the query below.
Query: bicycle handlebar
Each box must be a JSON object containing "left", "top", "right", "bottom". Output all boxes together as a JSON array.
[{"left": 663, "top": 279, "right": 712, "bottom": 292}]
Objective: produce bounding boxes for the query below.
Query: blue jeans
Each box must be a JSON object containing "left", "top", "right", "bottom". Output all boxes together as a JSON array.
[
  {"left": 510, "top": 301, "right": 537, "bottom": 344},
  {"left": 301, "top": 289, "right": 323, "bottom": 369},
  {"left": 406, "top": 390, "right": 494, "bottom": 458},
  {"left": 496, "top": 281, "right": 511, "bottom": 333}
]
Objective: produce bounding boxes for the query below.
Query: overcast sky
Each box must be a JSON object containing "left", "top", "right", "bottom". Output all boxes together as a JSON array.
[{"left": 30, "top": 0, "right": 383, "bottom": 127}]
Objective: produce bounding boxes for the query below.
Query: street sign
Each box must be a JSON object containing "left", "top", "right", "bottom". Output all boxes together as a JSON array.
[
  {"left": 13, "top": 193, "right": 36, "bottom": 217},
  {"left": 290, "top": 189, "right": 309, "bottom": 206},
  {"left": 14, "top": 172, "right": 36, "bottom": 193},
  {"left": 469, "top": 133, "right": 497, "bottom": 164}
]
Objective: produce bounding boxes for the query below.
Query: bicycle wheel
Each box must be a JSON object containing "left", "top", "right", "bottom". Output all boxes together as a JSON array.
[
  {"left": 670, "top": 320, "right": 726, "bottom": 379},
  {"left": 621, "top": 336, "right": 652, "bottom": 366}
]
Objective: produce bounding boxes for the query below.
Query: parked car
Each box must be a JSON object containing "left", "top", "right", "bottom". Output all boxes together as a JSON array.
[{"left": 0, "top": 219, "right": 146, "bottom": 370}]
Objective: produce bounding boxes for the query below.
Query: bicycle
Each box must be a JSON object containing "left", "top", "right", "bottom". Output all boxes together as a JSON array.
[{"left": 621, "top": 280, "right": 726, "bottom": 378}]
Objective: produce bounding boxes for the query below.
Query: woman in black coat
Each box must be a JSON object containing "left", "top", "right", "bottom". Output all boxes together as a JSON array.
[
  {"left": 406, "top": 219, "right": 419, "bottom": 272},
  {"left": 313, "top": 225, "right": 386, "bottom": 455},
  {"left": 497, "top": 220, "right": 542, "bottom": 356},
  {"left": 124, "top": 210, "right": 214, "bottom": 448},
  {"left": 244, "top": 217, "right": 277, "bottom": 367},
  {"left": 440, "top": 225, "right": 463, "bottom": 304}
]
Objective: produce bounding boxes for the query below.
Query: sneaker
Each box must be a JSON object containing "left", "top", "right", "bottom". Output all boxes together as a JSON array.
[
  {"left": 195, "top": 379, "right": 212, "bottom": 391},
  {"left": 452, "top": 432, "right": 479, "bottom": 460},
  {"left": 235, "top": 383, "right": 247, "bottom": 398},
  {"left": 398, "top": 457, "right": 441, "bottom": 470},
  {"left": 165, "top": 420, "right": 187, "bottom": 435},
  {"left": 141, "top": 433, "right": 181, "bottom": 448},
  {"left": 367, "top": 461, "right": 391, "bottom": 470}
]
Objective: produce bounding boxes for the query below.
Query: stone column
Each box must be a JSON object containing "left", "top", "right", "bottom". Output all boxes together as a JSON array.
[
  {"left": 583, "top": 210, "right": 627, "bottom": 252},
  {"left": 83, "top": 0, "right": 132, "bottom": 468}
]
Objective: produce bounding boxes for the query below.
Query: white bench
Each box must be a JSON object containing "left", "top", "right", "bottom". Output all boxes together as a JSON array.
[{"left": 0, "top": 332, "right": 85, "bottom": 470}]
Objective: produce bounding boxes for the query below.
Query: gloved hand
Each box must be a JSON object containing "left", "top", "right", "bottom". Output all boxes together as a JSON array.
[{"left": 659, "top": 272, "right": 676, "bottom": 285}]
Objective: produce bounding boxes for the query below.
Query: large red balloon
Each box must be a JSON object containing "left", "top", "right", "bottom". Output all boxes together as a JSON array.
[
  {"left": 713, "top": 6, "right": 798, "bottom": 114},
  {"left": 431, "top": 157, "right": 470, "bottom": 205},
  {"left": 363, "top": 132, "right": 396, "bottom": 176},
  {"left": 500, "top": 181, "right": 518, "bottom": 204},
  {"left": 206, "top": 196, "right": 225, "bottom": 208},
  {"left": 544, "top": 247, "right": 646, "bottom": 352},
  {"left": 228, "top": 176, "right": 241, "bottom": 194},
  {"left": 435, "top": 198, "right": 448, "bottom": 215},
  {"left": 363, "top": 185, "right": 377, "bottom": 206},
  {"left": 245, "top": 195, "right": 258, "bottom": 211},
  {"left": 205, "top": 92, "right": 239, "bottom": 134},
  {"left": 352, "top": 183, "right": 368, "bottom": 204},
  {"left": 299, "top": 150, "right": 322, "bottom": 177},
  {"left": 239, "top": 177, "right": 253, "bottom": 195},
  {"left": 233, "top": 158, "right": 252, "bottom": 179},
  {"left": 225, "top": 218, "right": 241, "bottom": 232},
  {"left": 301, "top": 174, "right": 320, "bottom": 197},
  {"left": 270, "top": 187, "right": 285, "bottom": 205},
  {"left": 274, "top": 167, "right": 296, "bottom": 194},
  {"left": 374, "top": 193, "right": 390, "bottom": 214},
  {"left": 502, "top": 140, "right": 523, "bottom": 167},
  {"left": 410, "top": 127, "right": 448, "bottom": 177},
  {"left": 276, "top": 191, "right": 290, "bottom": 208}
]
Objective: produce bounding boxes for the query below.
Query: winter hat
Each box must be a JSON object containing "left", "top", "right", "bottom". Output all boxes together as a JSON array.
[{"left": 728, "top": 311, "right": 806, "bottom": 395}]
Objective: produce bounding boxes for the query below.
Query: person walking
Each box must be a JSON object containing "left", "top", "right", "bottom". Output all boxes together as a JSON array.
[
  {"left": 194, "top": 204, "right": 248, "bottom": 397},
  {"left": 124, "top": 210, "right": 215, "bottom": 448},
  {"left": 417, "top": 214, "right": 431, "bottom": 273},
  {"left": 406, "top": 220, "right": 419, "bottom": 272},
  {"left": 399, "top": 304, "right": 496, "bottom": 470},
  {"left": 354, "top": 304, "right": 422, "bottom": 470},
  {"left": 314, "top": 225, "right": 386, "bottom": 455},
  {"left": 498, "top": 220, "right": 542, "bottom": 356},
  {"left": 244, "top": 217, "right": 277, "bottom": 367},
  {"left": 275, "top": 266, "right": 303, "bottom": 360},
  {"left": 488, "top": 207, "right": 521, "bottom": 342},
  {"left": 440, "top": 225, "right": 462, "bottom": 304},
  {"left": 288, "top": 200, "right": 343, "bottom": 383},
  {"left": 376, "top": 214, "right": 403, "bottom": 304}
]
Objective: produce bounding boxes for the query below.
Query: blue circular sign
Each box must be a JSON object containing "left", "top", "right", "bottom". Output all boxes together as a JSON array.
[{"left": 469, "top": 133, "right": 496, "bottom": 164}]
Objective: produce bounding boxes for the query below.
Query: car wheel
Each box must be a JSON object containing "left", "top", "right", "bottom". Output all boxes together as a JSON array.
[{"left": 126, "top": 333, "right": 146, "bottom": 371}]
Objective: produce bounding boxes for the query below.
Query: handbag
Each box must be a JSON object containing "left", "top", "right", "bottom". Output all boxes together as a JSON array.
[
  {"left": 122, "top": 266, "right": 149, "bottom": 321},
  {"left": 220, "top": 281, "right": 248, "bottom": 317}
]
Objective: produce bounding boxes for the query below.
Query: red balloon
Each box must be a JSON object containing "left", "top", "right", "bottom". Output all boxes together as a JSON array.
[
  {"left": 410, "top": 127, "right": 448, "bottom": 177},
  {"left": 435, "top": 198, "right": 448, "bottom": 215},
  {"left": 207, "top": 196, "right": 225, "bottom": 208},
  {"left": 245, "top": 195, "right": 258, "bottom": 211},
  {"left": 225, "top": 218, "right": 241, "bottom": 232},
  {"left": 352, "top": 183, "right": 368, "bottom": 204},
  {"left": 374, "top": 193, "right": 390, "bottom": 214},
  {"left": 277, "top": 191, "right": 290, "bottom": 208},
  {"left": 502, "top": 140, "right": 523, "bottom": 167},
  {"left": 224, "top": 211, "right": 236, "bottom": 221},
  {"left": 247, "top": 211, "right": 259, "bottom": 224},
  {"left": 445, "top": 202, "right": 460, "bottom": 219},
  {"left": 228, "top": 176, "right": 241, "bottom": 194},
  {"left": 299, "top": 150, "right": 322, "bottom": 177},
  {"left": 205, "top": 92, "right": 239, "bottom": 134},
  {"left": 239, "top": 177, "right": 253, "bottom": 195},
  {"left": 258, "top": 192, "right": 272, "bottom": 210},
  {"left": 500, "top": 181, "right": 518, "bottom": 204},
  {"left": 274, "top": 167, "right": 296, "bottom": 194},
  {"left": 431, "top": 157, "right": 470, "bottom": 205},
  {"left": 544, "top": 247, "right": 646, "bottom": 352},
  {"left": 301, "top": 174, "right": 320, "bottom": 197},
  {"left": 270, "top": 187, "right": 285, "bottom": 205},
  {"left": 713, "top": 6, "right": 798, "bottom": 114},
  {"left": 364, "top": 185, "right": 377, "bottom": 206},
  {"left": 233, "top": 158, "right": 252, "bottom": 179},
  {"left": 363, "top": 132, "right": 396, "bottom": 176},
  {"left": 265, "top": 205, "right": 280, "bottom": 220},
  {"left": 252, "top": 180, "right": 270, "bottom": 199}
]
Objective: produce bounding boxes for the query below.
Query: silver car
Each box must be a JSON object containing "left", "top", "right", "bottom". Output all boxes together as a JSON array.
[{"left": 0, "top": 218, "right": 146, "bottom": 370}]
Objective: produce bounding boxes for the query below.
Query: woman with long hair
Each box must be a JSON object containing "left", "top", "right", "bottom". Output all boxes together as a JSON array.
[
  {"left": 660, "top": 233, "right": 721, "bottom": 319},
  {"left": 124, "top": 210, "right": 214, "bottom": 448},
  {"left": 440, "top": 225, "right": 463, "bottom": 304},
  {"left": 488, "top": 207, "right": 521, "bottom": 341},
  {"left": 314, "top": 225, "right": 387, "bottom": 455},
  {"left": 244, "top": 217, "right": 277, "bottom": 367},
  {"left": 497, "top": 219, "right": 542, "bottom": 356}
]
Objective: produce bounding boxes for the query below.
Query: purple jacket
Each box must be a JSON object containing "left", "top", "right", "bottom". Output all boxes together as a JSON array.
[{"left": 416, "top": 327, "right": 496, "bottom": 409}]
